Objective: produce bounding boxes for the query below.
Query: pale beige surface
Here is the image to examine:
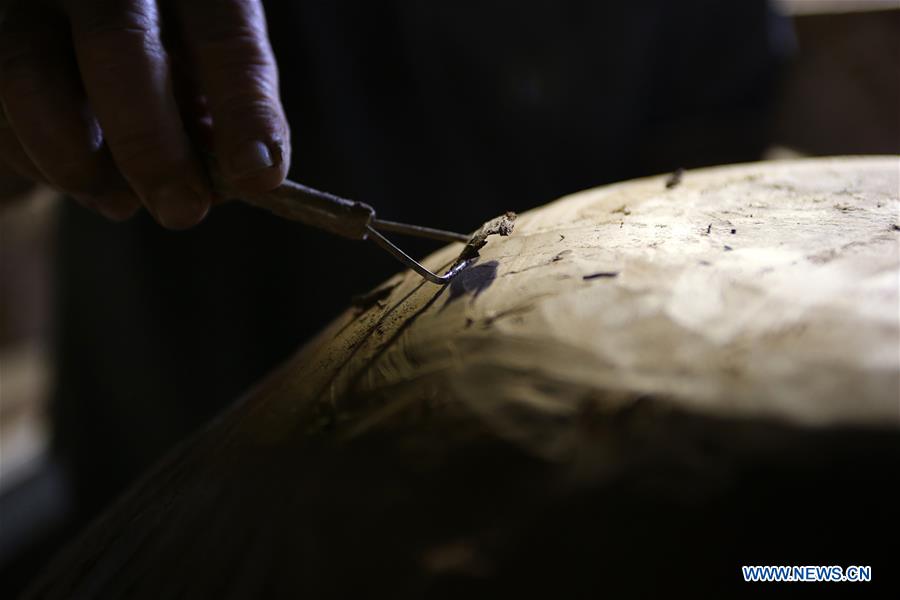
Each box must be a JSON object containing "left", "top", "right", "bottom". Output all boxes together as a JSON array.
[
  {"left": 25, "top": 158, "right": 900, "bottom": 600},
  {"left": 249, "top": 157, "right": 900, "bottom": 455}
]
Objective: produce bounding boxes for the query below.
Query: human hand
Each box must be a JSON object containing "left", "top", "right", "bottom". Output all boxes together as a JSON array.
[{"left": 0, "top": 0, "right": 289, "bottom": 228}]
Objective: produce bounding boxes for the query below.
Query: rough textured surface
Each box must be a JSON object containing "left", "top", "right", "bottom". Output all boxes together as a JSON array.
[
  {"left": 295, "top": 156, "right": 899, "bottom": 445},
  {"left": 458, "top": 211, "right": 517, "bottom": 261},
  {"left": 27, "top": 158, "right": 900, "bottom": 598}
]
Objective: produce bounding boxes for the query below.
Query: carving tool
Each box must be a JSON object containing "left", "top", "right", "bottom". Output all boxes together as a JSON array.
[{"left": 224, "top": 178, "right": 479, "bottom": 285}]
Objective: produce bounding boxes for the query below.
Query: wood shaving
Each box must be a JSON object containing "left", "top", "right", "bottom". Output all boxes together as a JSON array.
[{"left": 459, "top": 211, "right": 517, "bottom": 261}]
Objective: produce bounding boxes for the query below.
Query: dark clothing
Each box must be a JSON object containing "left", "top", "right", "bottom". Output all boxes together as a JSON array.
[{"left": 52, "top": 0, "right": 790, "bottom": 522}]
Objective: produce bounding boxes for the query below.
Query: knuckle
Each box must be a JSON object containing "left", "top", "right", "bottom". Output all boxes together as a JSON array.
[
  {"left": 70, "top": 4, "right": 164, "bottom": 64},
  {"left": 70, "top": 2, "right": 157, "bottom": 39},
  {"left": 198, "top": 19, "right": 266, "bottom": 49},
  {"left": 185, "top": 7, "right": 280, "bottom": 91},
  {"left": 213, "top": 91, "right": 283, "bottom": 133},
  {"left": 207, "top": 47, "right": 277, "bottom": 88},
  {"left": 183, "top": 1, "right": 266, "bottom": 44},
  {"left": 202, "top": 46, "right": 279, "bottom": 99}
]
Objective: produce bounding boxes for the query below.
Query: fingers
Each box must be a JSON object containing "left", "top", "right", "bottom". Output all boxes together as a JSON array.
[
  {"left": 0, "top": 106, "right": 46, "bottom": 184},
  {"left": 175, "top": 0, "right": 289, "bottom": 194},
  {"left": 0, "top": 4, "right": 139, "bottom": 219},
  {"left": 0, "top": 155, "right": 38, "bottom": 202},
  {"left": 0, "top": 12, "right": 44, "bottom": 183},
  {"left": 1, "top": 0, "right": 287, "bottom": 226},
  {"left": 66, "top": 0, "right": 211, "bottom": 229}
]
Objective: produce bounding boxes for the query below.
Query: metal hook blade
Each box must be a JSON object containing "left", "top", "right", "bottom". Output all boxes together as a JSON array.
[{"left": 366, "top": 225, "right": 468, "bottom": 285}]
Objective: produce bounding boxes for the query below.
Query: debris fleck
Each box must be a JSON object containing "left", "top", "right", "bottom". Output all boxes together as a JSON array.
[
  {"left": 724, "top": 245, "right": 733, "bottom": 251},
  {"left": 705, "top": 223, "right": 712, "bottom": 235},
  {"left": 552, "top": 250, "right": 573, "bottom": 262},
  {"left": 730, "top": 228, "right": 736, "bottom": 234},
  {"left": 558, "top": 234, "right": 565, "bottom": 241},
  {"left": 612, "top": 205, "right": 631, "bottom": 215},
  {"left": 665, "top": 168, "right": 684, "bottom": 189},
  {"left": 583, "top": 271, "right": 619, "bottom": 280},
  {"left": 892, "top": 224, "right": 900, "bottom": 232}
]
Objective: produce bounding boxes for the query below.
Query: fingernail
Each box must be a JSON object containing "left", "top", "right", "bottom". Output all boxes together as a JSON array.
[
  {"left": 149, "top": 183, "right": 209, "bottom": 230},
  {"left": 228, "top": 140, "right": 275, "bottom": 177}
]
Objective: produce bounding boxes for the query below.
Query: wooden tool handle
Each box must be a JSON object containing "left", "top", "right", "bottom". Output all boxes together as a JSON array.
[
  {"left": 242, "top": 180, "right": 375, "bottom": 240},
  {"left": 205, "top": 154, "right": 374, "bottom": 240}
]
